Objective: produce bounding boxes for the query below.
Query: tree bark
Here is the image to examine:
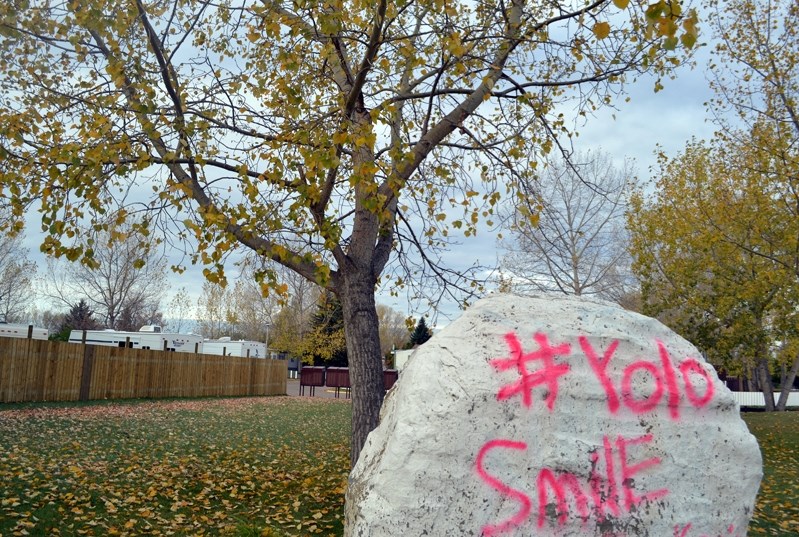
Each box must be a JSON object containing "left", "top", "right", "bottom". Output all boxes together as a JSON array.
[
  {"left": 776, "top": 352, "right": 799, "bottom": 411},
  {"left": 338, "top": 268, "right": 385, "bottom": 468},
  {"left": 756, "top": 356, "right": 775, "bottom": 411}
]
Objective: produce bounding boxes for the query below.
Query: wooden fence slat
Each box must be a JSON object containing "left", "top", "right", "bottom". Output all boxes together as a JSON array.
[
  {"left": 79, "top": 344, "right": 95, "bottom": 401},
  {"left": 0, "top": 338, "right": 287, "bottom": 403}
]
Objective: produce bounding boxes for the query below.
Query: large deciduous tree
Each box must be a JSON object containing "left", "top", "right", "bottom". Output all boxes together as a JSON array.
[
  {"left": 0, "top": 0, "right": 697, "bottom": 465},
  {"left": 703, "top": 0, "right": 799, "bottom": 409},
  {"left": 42, "top": 228, "right": 169, "bottom": 330},
  {"left": 502, "top": 149, "right": 636, "bottom": 301},
  {"left": 628, "top": 137, "right": 799, "bottom": 411}
]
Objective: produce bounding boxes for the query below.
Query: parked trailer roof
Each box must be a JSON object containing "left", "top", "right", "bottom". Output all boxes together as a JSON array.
[
  {"left": 202, "top": 339, "right": 268, "bottom": 358},
  {"left": 68, "top": 329, "right": 203, "bottom": 353},
  {"left": 0, "top": 323, "right": 49, "bottom": 340}
]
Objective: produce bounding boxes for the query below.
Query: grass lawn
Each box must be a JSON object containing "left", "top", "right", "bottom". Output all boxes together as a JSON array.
[
  {"left": 742, "top": 411, "right": 799, "bottom": 536},
  {"left": 0, "top": 397, "right": 351, "bottom": 536},
  {"left": 0, "top": 398, "right": 796, "bottom": 536}
]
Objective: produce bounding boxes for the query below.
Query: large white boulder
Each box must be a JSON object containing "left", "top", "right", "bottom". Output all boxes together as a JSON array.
[{"left": 346, "top": 293, "right": 761, "bottom": 536}]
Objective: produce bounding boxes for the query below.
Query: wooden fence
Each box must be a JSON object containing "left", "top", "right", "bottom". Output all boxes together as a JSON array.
[{"left": 0, "top": 338, "right": 287, "bottom": 403}]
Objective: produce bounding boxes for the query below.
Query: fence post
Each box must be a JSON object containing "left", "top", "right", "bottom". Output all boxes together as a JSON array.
[
  {"left": 27, "top": 324, "right": 33, "bottom": 339},
  {"left": 163, "top": 339, "right": 168, "bottom": 351},
  {"left": 79, "top": 344, "right": 95, "bottom": 401},
  {"left": 194, "top": 342, "right": 199, "bottom": 353},
  {"left": 81, "top": 330, "right": 87, "bottom": 343}
]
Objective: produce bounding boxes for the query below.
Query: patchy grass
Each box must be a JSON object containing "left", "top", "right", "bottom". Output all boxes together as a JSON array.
[
  {"left": 0, "top": 398, "right": 795, "bottom": 536},
  {"left": 0, "top": 397, "right": 351, "bottom": 536},
  {"left": 743, "top": 411, "right": 799, "bottom": 536}
]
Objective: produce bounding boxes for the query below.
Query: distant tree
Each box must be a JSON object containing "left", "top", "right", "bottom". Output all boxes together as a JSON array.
[
  {"left": 0, "top": 232, "right": 36, "bottom": 322},
  {"left": 164, "top": 287, "right": 194, "bottom": 333},
  {"left": 628, "top": 138, "right": 799, "bottom": 411},
  {"left": 407, "top": 317, "right": 433, "bottom": 348},
  {"left": 702, "top": 0, "right": 799, "bottom": 411},
  {"left": 195, "top": 281, "right": 237, "bottom": 339},
  {"left": 43, "top": 227, "right": 168, "bottom": 329},
  {"left": 706, "top": 0, "right": 799, "bottom": 154},
  {"left": 503, "top": 150, "right": 636, "bottom": 301},
  {"left": 228, "top": 260, "right": 281, "bottom": 343},
  {"left": 300, "top": 292, "right": 347, "bottom": 366},
  {"left": 54, "top": 299, "right": 99, "bottom": 341},
  {"left": 376, "top": 304, "right": 410, "bottom": 359},
  {"left": 270, "top": 271, "right": 322, "bottom": 356},
  {"left": 117, "top": 301, "right": 165, "bottom": 332},
  {"left": 30, "top": 309, "right": 66, "bottom": 336}
]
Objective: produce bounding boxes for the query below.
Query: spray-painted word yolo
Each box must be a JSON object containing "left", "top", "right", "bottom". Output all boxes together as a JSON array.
[
  {"left": 475, "top": 331, "right": 732, "bottom": 536},
  {"left": 490, "top": 332, "right": 715, "bottom": 418}
]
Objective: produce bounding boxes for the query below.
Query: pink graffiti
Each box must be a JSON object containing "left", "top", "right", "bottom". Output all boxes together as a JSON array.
[
  {"left": 475, "top": 433, "right": 668, "bottom": 535},
  {"left": 674, "top": 523, "right": 737, "bottom": 536},
  {"left": 475, "top": 440, "right": 531, "bottom": 537},
  {"left": 491, "top": 332, "right": 571, "bottom": 410},
  {"left": 578, "top": 337, "right": 715, "bottom": 420},
  {"left": 580, "top": 337, "right": 621, "bottom": 413}
]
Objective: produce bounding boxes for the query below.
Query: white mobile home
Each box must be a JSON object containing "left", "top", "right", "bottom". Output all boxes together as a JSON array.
[
  {"left": 69, "top": 327, "right": 203, "bottom": 353},
  {"left": 202, "top": 337, "right": 268, "bottom": 358},
  {"left": 0, "top": 323, "right": 49, "bottom": 341}
]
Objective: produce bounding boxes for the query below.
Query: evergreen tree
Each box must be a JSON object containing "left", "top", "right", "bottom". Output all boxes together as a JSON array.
[
  {"left": 407, "top": 317, "right": 433, "bottom": 348},
  {"left": 301, "top": 293, "right": 348, "bottom": 367},
  {"left": 54, "top": 300, "right": 99, "bottom": 341}
]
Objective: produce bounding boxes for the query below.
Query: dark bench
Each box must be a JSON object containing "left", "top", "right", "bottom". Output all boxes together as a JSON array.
[{"left": 299, "top": 366, "right": 325, "bottom": 396}]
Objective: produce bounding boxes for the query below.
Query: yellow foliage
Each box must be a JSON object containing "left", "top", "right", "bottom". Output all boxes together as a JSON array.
[{"left": 593, "top": 22, "right": 611, "bottom": 40}]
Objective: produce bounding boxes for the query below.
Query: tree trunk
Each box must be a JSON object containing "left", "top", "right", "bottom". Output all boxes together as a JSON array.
[
  {"left": 338, "top": 269, "right": 385, "bottom": 468},
  {"left": 756, "top": 357, "right": 775, "bottom": 411},
  {"left": 776, "top": 352, "right": 799, "bottom": 411}
]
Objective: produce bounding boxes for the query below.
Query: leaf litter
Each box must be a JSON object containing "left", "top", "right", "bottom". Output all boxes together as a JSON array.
[{"left": 0, "top": 396, "right": 350, "bottom": 536}]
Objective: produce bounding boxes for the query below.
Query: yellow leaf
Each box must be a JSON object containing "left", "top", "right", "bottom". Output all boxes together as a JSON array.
[
  {"left": 613, "top": 0, "right": 629, "bottom": 8},
  {"left": 593, "top": 22, "right": 611, "bottom": 40}
]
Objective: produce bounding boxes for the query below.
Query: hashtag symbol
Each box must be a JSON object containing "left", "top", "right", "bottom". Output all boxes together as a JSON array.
[{"left": 491, "top": 332, "right": 572, "bottom": 410}]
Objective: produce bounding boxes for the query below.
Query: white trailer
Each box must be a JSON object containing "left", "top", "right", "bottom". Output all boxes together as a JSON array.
[
  {"left": 393, "top": 349, "right": 414, "bottom": 371},
  {"left": 0, "top": 323, "right": 49, "bottom": 341},
  {"left": 202, "top": 337, "right": 268, "bottom": 358},
  {"left": 68, "top": 327, "right": 203, "bottom": 353}
]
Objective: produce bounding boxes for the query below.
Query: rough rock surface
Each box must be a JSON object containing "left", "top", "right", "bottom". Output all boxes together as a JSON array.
[{"left": 345, "top": 293, "right": 762, "bottom": 537}]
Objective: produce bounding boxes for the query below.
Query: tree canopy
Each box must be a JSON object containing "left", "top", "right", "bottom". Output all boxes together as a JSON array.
[
  {"left": 41, "top": 227, "right": 168, "bottom": 330},
  {"left": 502, "top": 149, "right": 636, "bottom": 301},
  {"left": 628, "top": 0, "right": 799, "bottom": 412},
  {"left": 0, "top": 0, "right": 698, "bottom": 465},
  {"left": 628, "top": 131, "right": 799, "bottom": 410}
]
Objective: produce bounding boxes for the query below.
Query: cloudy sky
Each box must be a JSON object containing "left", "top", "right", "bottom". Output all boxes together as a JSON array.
[
  {"left": 23, "top": 31, "right": 720, "bottom": 328},
  {"left": 378, "top": 44, "right": 720, "bottom": 323}
]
